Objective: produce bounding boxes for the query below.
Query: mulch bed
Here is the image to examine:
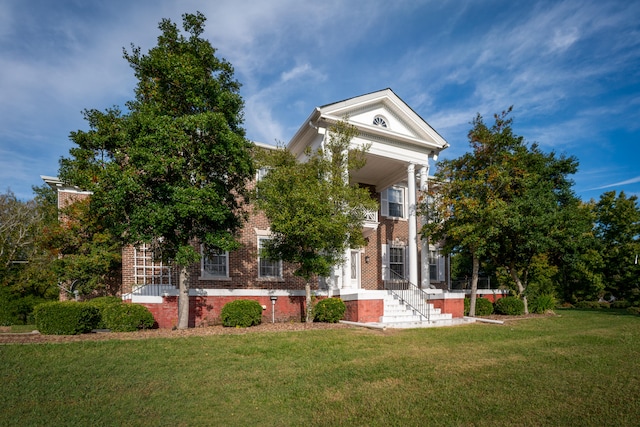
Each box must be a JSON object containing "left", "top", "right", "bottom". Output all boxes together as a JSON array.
[
  {"left": 0, "top": 313, "right": 554, "bottom": 344},
  {"left": 0, "top": 322, "right": 354, "bottom": 344}
]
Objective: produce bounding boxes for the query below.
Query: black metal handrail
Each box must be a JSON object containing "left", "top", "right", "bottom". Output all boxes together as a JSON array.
[{"left": 384, "top": 270, "right": 432, "bottom": 322}]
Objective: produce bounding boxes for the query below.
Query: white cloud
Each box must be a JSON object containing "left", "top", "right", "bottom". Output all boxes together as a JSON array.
[{"left": 592, "top": 176, "right": 640, "bottom": 190}]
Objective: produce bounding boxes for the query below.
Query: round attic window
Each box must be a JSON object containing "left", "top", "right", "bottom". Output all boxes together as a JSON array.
[{"left": 373, "top": 115, "right": 388, "bottom": 128}]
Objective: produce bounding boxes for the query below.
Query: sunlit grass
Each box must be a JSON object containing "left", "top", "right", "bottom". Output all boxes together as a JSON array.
[{"left": 1, "top": 310, "right": 639, "bottom": 426}]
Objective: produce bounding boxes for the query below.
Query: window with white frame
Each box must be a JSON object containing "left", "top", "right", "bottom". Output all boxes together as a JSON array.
[
  {"left": 381, "top": 186, "right": 406, "bottom": 218},
  {"left": 201, "top": 246, "right": 229, "bottom": 279},
  {"left": 258, "top": 237, "right": 282, "bottom": 278},
  {"left": 134, "top": 244, "right": 172, "bottom": 286},
  {"left": 381, "top": 243, "right": 407, "bottom": 281},
  {"left": 429, "top": 249, "right": 446, "bottom": 282},
  {"left": 389, "top": 247, "right": 405, "bottom": 279},
  {"left": 429, "top": 250, "right": 439, "bottom": 282}
]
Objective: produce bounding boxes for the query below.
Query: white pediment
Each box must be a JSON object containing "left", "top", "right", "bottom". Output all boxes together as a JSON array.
[
  {"left": 287, "top": 89, "right": 450, "bottom": 191},
  {"left": 316, "top": 88, "right": 449, "bottom": 150}
]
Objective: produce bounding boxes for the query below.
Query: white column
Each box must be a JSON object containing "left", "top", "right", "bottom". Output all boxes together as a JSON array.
[
  {"left": 420, "top": 164, "right": 430, "bottom": 288},
  {"left": 343, "top": 248, "right": 352, "bottom": 289},
  {"left": 407, "top": 164, "right": 418, "bottom": 286}
]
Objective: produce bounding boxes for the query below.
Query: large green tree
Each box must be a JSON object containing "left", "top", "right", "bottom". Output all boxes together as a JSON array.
[
  {"left": 547, "top": 199, "right": 604, "bottom": 303},
  {"left": 255, "top": 120, "right": 377, "bottom": 322},
  {"left": 593, "top": 191, "right": 640, "bottom": 303},
  {"left": 59, "top": 12, "right": 254, "bottom": 329},
  {"left": 422, "top": 109, "right": 579, "bottom": 314}
]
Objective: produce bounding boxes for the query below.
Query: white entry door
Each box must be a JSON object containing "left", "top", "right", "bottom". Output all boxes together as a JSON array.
[{"left": 350, "top": 251, "right": 361, "bottom": 288}]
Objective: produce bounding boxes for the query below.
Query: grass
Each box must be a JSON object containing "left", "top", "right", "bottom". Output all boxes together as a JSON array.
[{"left": 1, "top": 310, "right": 639, "bottom": 426}]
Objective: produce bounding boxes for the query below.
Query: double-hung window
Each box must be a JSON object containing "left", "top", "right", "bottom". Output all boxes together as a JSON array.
[
  {"left": 201, "top": 247, "right": 229, "bottom": 279},
  {"left": 258, "top": 237, "right": 282, "bottom": 278},
  {"left": 381, "top": 243, "right": 407, "bottom": 281},
  {"left": 389, "top": 247, "right": 405, "bottom": 279},
  {"left": 381, "top": 186, "right": 406, "bottom": 219},
  {"left": 429, "top": 249, "right": 445, "bottom": 282}
]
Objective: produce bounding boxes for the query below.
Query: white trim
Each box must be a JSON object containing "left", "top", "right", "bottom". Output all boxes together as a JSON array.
[
  {"left": 190, "top": 289, "right": 322, "bottom": 297},
  {"left": 382, "top": 186, "right": 407, "bottom": 219},
  {"left": 254, "top": 228, "right": 272, "bottom": 236}
]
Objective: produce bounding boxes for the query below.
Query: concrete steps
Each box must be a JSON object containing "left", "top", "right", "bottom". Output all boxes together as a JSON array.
[{"left": 379, "top": 290, "right": 453, "bottom": 326}]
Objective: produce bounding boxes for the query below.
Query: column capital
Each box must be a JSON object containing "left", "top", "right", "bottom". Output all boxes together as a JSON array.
[{"left": 407, "top": 163, "right": 416, "bottom": 174}]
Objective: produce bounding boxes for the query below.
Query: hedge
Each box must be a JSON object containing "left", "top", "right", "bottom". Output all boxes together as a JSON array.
[
  {"left": 101, "top": 303, "right": 155, "bottom": 332},
  {"left": 34, "top": 301, "right": 100, "bottom": 335},
  {"left": 221, "top": 299, "right": 263, "bottom": 327},
  {"left": 464, "top": 297, "right": 494, "bottom": 316},
  {"left": 87, "top": 296, "right": 123, "bottom": 329},
  {"left": 494, "top": 296, "right": 525, "bottom": 315},
  {"left": 313, "top": 298, "right": 346, "bottom": 323}
]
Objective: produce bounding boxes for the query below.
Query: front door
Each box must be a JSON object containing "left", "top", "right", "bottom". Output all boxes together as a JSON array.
[{"left": 350, "top": 251, "right": 361, "bottom": 288}]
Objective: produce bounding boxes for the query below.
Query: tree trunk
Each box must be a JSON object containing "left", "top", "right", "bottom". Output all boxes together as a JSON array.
[
  {"left": 469, "top": 254, "right": 479, "bottom": 317},
  {"left": 305, "top": 281, "right": 313, "bottom": 323},
  {"left": 508, "top": 265, "right": 529, "bottom": 314},
  {"left": 177, "top": 265, "right": 190, "bottom": 329}
]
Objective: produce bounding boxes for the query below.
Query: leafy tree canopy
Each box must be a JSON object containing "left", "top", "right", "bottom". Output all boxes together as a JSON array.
[
  {"left": 255, "top": 120, "right": 377, "bottom": 321},
  {"left": 593, "top": 191, "right": 640, "bottom": 301},
  {"left": 422, "top": 108, "right": 580, "bottom": 313},
  {"left": 59, "top": 11, "right": 254, "bottom": 264},
  {"left": 58, "top": 12, "right": 254, "bottom": 328}
]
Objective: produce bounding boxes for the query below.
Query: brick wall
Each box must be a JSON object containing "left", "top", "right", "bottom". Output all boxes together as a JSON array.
[
  {"left": 139, "top": 294, "right": 309, "bottom": 328},
  {"left": 344, "top": 299, "right": 384, "bottom": 323}
]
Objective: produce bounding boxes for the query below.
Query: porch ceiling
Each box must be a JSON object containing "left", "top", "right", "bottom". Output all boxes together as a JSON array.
[{"left": 350, "top": 153, "right": 409, "bottom": 191}]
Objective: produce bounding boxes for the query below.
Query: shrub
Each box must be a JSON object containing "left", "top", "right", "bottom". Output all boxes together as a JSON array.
[
  {"left": 530, "top": 294, "right": 557, "bottom": 314},
  {"left": 464, "top": 297, "right": 494, "bottom": 316},
  {"left": 314, "top": 298, "right": 346, "bottom": 323},
  {"left": 611, "top": 300, "right": 631, "bottom": 309},
  {"left": 87, "top": 296, "right": 123, "bottom": 329},
  {"left": 575, "top": 301, "right": 604, "bottom": 309},
  {"left": 34, "top": 301, "right": 100, "bottom": 335},
  {"left": 626, "top": 306, "right": 640, "bottom": 316},
  {"left": 221, "top": 299, "right": 263, "bottom": 327},
  {"left": 494, "top": 296, "right": 525, "bottom": 315},
  {"left": 0, "top": 289, "right": 47, "bottom": 326},
  {"left": 101, "top": 303, "right": 155, "bottom": 332}
]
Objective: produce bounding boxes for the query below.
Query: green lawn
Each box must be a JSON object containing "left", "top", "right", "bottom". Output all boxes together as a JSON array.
[{"left": 1, "top": 310, "right": 639, "bottom": 426}]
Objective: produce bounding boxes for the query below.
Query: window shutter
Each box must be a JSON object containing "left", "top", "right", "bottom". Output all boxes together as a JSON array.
[
  {"left": 381, "top": 189, "right": 389, "bottom": 217},
  {"left": 381, "top": 244, "right": 389, "bottom": 281}
]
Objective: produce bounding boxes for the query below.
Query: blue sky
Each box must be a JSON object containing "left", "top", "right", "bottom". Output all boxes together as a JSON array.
[{"left": 1, "top": 0, "right": 639, "bottom": 201}]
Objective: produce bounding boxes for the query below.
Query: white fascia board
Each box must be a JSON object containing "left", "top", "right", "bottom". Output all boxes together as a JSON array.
[
  {"left": 41, "top": 175, "right": 92, "bottom": 195},
  {"left": 253, "top": 141, "right": 280, "bottom": 151}
]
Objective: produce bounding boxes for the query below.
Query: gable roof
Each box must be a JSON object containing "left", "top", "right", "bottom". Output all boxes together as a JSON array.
[{"left": 288, "top": 88, "right": 449, "bottom": 158}]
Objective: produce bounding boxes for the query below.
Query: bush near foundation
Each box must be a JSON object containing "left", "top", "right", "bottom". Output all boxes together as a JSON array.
[
  {"left": 494, "top": 296, "right": 525, "bottom": 315},
  {"left": 221, "top": 299, "right": 263, "bottom": 327},
  {"left": 34, "top": 301, "right": 100, "bottom": 335},
  {"left": 87, "top": 296, "right": 123, "bottom": 329},
  {"left": 313, "top": 298, "right": 346, "bottom": 323},
  {"left": 101, "top": 303, "right": 155, "bottom": 332},
  {"left": 464, "top": 297, "right": 494, "bottom": 316}
]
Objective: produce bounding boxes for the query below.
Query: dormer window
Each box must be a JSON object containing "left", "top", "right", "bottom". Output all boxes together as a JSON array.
[{"left": 373, "top": 115, "right": 388, "bottom": 128}]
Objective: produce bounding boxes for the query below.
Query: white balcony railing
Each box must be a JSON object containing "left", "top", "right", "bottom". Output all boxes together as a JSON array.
[{"left": 364, "top": 209, "right": 378, "bottom": 223}]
